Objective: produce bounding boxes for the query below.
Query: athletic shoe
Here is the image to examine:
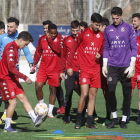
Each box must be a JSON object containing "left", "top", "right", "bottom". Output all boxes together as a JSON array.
[
  {"left": 85, "top": 122, "right": 97, "bottom": 129},
  {"left": 102, "top": 119, "right": 111, "bottom": 126},
  {"left": 48, "top": 113, "right": 54, "bottom": 118},
  {"left": 34, "top": 116, "right": 43, "bottom": 127},
  {"left": 63, "top": 115, "right": 70, "bottom": 124},
  {"left": 93, "top": 116, "right": 98, "bottom": 121},
  {"left": 42, "top": 113, "right": 48, "bottom": 121},
  {"left": 120, "top": 121, "right": 127, "bottom": 129},
  {"left": 56, "top": 108, "right": 60, "bottom": 114},
  {"left": 3, "top": 126, "right": 19, "bottom": 133},
  {"left": 107, "top": 118, "right": 119, "bottom": 129},
  {"left": 75, "top": 120, "right": 81, "bottom": 129},
  {"left": 1, "top": 114, "right": 16, "bottom": 124},
  {"left": 59, "top": 106, "right": 65, "bottom": 114}
]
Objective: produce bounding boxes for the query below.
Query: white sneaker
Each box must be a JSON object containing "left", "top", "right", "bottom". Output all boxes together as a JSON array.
[{"left": 48, "top": 112, "right": 54, "bottom": 118}]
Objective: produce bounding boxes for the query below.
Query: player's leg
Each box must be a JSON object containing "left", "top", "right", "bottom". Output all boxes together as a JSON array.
[
  {"left": 3, "top": 98, "right": 18, "bottom": 132},
  {"left": 102, "top": 89, "right": 111, "bottom": 126},
  {"left": 75, "top": 84, "right": 89, "bottom": 129},
  {"left": 35, "top": 82, "right": 45, "bottom": 102},
  {"left": 64, "top": 71, "right": 75, "bottom": 123},
  {"left": 136, "top": 81, "right": 140, "bottom": 124},
  {"left": 16, "top": 93, "right": 44, "bottom": 127},
  {"left": 86, "top": 87, "right": 98, "bottom": 128},
  {"left": 48, "top": 85, "right": 57, "bottom": 118}
]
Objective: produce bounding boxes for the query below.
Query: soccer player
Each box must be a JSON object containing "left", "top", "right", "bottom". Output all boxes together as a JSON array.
[
  {"left": 0, "top": 21, "right": 16, "bottom": 124},
  {"left": 34, "top": 23, "right": 63, "bottom": 118},
  {"left": 132, "top": 13, "right": 140, "bottom": 37},
  {"left": 67, "top": 13, "right": 104, "bottom": 129},
  {"left": 0, "top": 21, "right": 5, "bottom": 35},
  {"left": 79, "top": 21, "right": 88, "bottom": 30},
  {"left": 60, "top": 20, "right": 81, "bottom": 123},
  {"left": 99, "top": 17, "right": 111, "bottom": 126},
  {"left": 103, "top": 7, "right": 137, "bottom": 129},
  {"left": 0, "top": 17, "right": 34, "bottom": 123},
  {"left": 0, "top": 31, "right": 45, "bottom": 133}
]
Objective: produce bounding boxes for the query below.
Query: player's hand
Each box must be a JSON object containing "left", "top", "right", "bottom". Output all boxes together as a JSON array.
[
  {"left": 26, "top": 77, "right": 32, "bottom": 84},
  {"left": 102, "top": 66, "right": 108, "bottom": 78},
  {"left": 96, "top": 52, "right": 101, "bottom": 59},
  {"left": 29, "top": 63, "right": 36, "bottom": 74},
  {"left": 102, "top": 58, "right": 108, "bottom": 78},
  {"left": 60, "top": 73, "right": 65, "bottom": 80},
  {"left": 67, "top": 68, "right": 73, "bottom": 76},
  {"left": 124, "top": 59, "right": 135, "bottom": 78}
]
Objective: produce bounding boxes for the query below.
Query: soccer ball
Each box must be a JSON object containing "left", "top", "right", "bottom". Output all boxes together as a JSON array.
[{"left": 34, "top": 102, "right": 48, "bottom": 116}]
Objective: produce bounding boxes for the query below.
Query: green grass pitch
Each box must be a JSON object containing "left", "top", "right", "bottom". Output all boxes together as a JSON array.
[{"left": 0, "top": 82, "right": 140, "bottom": 140}]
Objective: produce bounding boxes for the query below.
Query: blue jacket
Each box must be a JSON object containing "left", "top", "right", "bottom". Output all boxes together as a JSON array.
[
  {"left": 103, "top": 21, "right": 138, "bottom": 67},
  {"left": 0, "top": 31, "right": 33, "bottom": 69}
]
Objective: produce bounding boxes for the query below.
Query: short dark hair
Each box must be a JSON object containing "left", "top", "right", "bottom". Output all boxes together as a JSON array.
[
  {"left": 42, "top": 20, "right": 52, "bottom": 26},
  {"left": 91, "top": 13, "right": 103, "bottom": 23},
  {"left": 101, "top": 17, "right": 110, "bottom": 26},
  {"left": 0, "top": 21, "right": 5, "bottom": 29},
  {"left": 111, "top": 7, "right": 122, "bottom": 16},
  {"left": 79, "top": 21, "right": 88, "bottom": 28},
  {"left": 7, "top": 17, "right": 19, "bottom": 26},
  {"left": 17, "top": 31, "right": 33, "bottom": 42},
  {"left": 132, "top": 13, "right": 140, "bottom": 19},
  {"left": 48, "top": 24, "right": 57, "bottom": 30},
  {"left": 71, "top": 20, "right": 79, "bottom": 28}
]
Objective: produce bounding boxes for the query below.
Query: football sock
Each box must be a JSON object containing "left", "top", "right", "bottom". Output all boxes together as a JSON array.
[
  {"left": 106, "top": 111, "right": 111, "bottom": 120},
  {"left": 122, "top": 115, "right": 127, "bottom": 122},
  {"left": 4, "top": 118, "right": 11, "bottom": 129},
  {"left": 112, "top": 111, "right": 117, "bottom": 118},
  {"left": 87, "top": 115, "right": 93, "bottom": 123},
  {"left": 93, "top": 108, "right": 97, "bottom": 117},
  {"left": 39, "top": 99, "right": 44, "bottom": 103},
  {"left": 77, "top": 112, "right": 82, "bottom": 121},
  {"left": 28, "top": 110, "right": 37, "bottom": 123},
  {"left": 48, "top": 104, "right": 54, "bottom": 114}
]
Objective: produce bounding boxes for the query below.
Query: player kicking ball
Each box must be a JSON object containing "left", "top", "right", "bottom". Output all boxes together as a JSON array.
[{"left": 0, "top": 31, "right": 45, "bottom": 133}]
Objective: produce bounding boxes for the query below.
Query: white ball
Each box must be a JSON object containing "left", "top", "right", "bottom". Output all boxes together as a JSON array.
[{"left": 34, "top": 102, "right": 48, "bottom": 116}]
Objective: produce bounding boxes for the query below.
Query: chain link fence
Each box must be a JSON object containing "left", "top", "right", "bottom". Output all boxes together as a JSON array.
[{"left": 0, "top": 0, "right": 140, "bottom": 25}]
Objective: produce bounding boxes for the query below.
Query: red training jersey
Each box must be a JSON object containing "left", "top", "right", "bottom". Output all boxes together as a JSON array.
[
  {"left": 33, "top": 33, "right": 63, "bottom": 73},
  {"left": 68, "top": 27, "right": 104, "bottom": 71},
  {"left": 135, "top": 36, "right": 140, "bottom": 74},
  {"left": 60, "top": 35, "right": 79, "bottom": 72},
  {"left": 0, "top": 41, "right": 27, "bottom": 81}
]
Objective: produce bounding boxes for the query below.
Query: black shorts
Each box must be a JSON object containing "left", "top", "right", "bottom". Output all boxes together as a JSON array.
[{"left": 107, "top": 65, "right": 132, "bottom": 87}]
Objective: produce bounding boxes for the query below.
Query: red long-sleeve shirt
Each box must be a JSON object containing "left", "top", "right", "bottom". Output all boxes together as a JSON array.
[
  {"left": 68, "top": 27, "right": 104, "bottom": 71},
  {"left": 0, "top": 41, "right": 27, "bottom": 81},
  {"left": 60, "top": 35, "right": 79, "bottom": 73},
  {"left": 33, "top": 33, "right": 63, "bottom": 73}
]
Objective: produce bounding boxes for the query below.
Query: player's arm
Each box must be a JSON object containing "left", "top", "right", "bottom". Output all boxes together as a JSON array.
[
  {"left": 102, "top": 28, "right": 109, "bottom": 77},
  {"left": 67, "top": 31, "right": 83, "bottom": 76},
  {"left": 124, "top": 25, "right": 138, "bottom": 78},
  {"left": 6, "top": 47, "right": 28, "bottom": 81},
  {"left": 47, "top": 34, "right": 63, "bottom": 54},
  {"left": 33, "top": 38, "right": 43, "bottom": 65},
  {"left": 0, "top": 34, "right": 4, "bottom": 60}
]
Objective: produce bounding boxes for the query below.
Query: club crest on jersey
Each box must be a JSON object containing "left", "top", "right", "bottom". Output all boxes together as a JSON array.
[
  {"left": 86, "top": 34, "right": 90, "bottom": 37},
  {"left": 82, "top": 78, "right": 87, "bottom": 83},
  {"left": 96, "top": 34, "right": 100, "bottom": 38},
  {"left": 11, "top": 92, "right": 15, "bottom": 96},
  {"left": 54, "top": 38, "right": 57, "bottom": 42},
  {"left": 121, "top": 27, "right": 125, "bottom": 32},
  {"left": 68, "top": 40, "right": 71, "bottom": 42}
]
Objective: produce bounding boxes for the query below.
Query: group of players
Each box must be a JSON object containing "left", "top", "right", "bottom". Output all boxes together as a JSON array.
[{"left": 0, "top": 6, "right": 140, "bottom": 132}]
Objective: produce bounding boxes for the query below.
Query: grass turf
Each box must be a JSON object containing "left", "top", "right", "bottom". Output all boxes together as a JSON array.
[{"left": 0, "top": 82, "right": 140, "bottom": 140}]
